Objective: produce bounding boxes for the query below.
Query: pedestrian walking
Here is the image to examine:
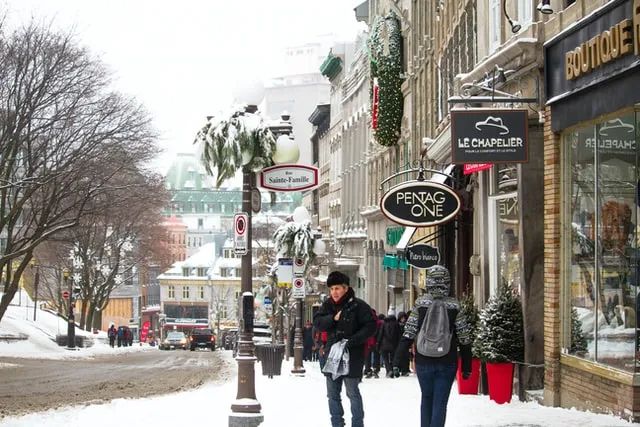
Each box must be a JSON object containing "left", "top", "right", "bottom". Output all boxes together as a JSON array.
[
  {"left": 380, "top": 308, "right": 400, "bottom": 378},
  {"left": 313, "top": 271, "right": 376, "bottom": 427},
  {"left": 303, "top": 320, "right": 314, "bottom": 361},
  {"left": 393, "top": 265, "right": 473, "bottom": 427},
  {"left": 362, "top": 309, "right": 380, "bottom": 378},
  {"left": 108, "top": 324, "right": 117, "bottom": 348},
  {"left": 397, "top": 311, "right": 411, "bottom": 375}
]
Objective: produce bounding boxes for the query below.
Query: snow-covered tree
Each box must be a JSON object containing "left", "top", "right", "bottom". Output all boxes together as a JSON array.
[
  {"left": 570, "top": 306, "right": 588, "bottom": 355},
  {"left": 193, "top": 105, "right": 276, "bottom": 187},
  {"left": 475, "top": 281, "right": 524, "bottom": 363},
  {"left": 460, "top": 292, "right": 480, "bottom": 358}
]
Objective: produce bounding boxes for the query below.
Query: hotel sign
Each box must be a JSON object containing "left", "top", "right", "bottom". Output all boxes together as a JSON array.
[
  {"left": 451, "top": 109, "right": 528, "bottom": 164},
  {"left": 380, "top": 181, "right": 461, "bottom": 227}
]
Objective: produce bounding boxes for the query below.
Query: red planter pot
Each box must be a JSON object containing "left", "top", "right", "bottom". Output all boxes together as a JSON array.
[
  {"left": 485, "top": 362, "right": 514, "bottom": 404},
  {"left": 456, "top": 357, "right": 481, "bottom": 395}
]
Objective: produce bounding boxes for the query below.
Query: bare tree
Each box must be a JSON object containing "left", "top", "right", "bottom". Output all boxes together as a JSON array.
[{"left": 0, "top": 22, "right": 158, "bottom": 322}]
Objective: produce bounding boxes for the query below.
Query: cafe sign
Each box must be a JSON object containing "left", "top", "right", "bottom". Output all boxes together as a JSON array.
[
  {"left": 380, "top": 181, "right": 461, "bottom": 227},
  {"left": 406, "top": 244, "right": 440, "bottom": 269},
  {"left": 451, "top": 109, "right": 528, "bottom": 164}
]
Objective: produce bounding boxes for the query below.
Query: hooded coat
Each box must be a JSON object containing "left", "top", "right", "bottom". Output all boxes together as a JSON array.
[
  {"left": 313, "top": 287, "right": 376, "bottom": 378},
  {"left": 393, "top": 265, "right": 473, "bottom": 374}
]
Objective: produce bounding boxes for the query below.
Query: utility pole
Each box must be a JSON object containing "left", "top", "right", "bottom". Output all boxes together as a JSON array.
[{"left": 64, "top": 268, "right": 75, "bottom": 349}]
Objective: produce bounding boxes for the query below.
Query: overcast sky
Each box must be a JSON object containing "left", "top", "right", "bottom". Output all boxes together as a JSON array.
[{"left": 2, "top": 0, "right": 365, "bottom": 172}]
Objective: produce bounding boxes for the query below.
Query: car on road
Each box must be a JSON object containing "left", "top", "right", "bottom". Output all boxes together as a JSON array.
[
  {"left": 189, "top": 328, "right": 216, "bottom": 351},
  {"left": 160, "top": 331, "right": 188, "bottom": 350}
]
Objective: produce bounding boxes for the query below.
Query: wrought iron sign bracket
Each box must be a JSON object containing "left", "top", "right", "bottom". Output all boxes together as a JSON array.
[
  {"left": 448, "top": 67, "right": 540, "bottom": 106},
  {"left": 378, "top": 150, "right": 457, "bottom": 192}
]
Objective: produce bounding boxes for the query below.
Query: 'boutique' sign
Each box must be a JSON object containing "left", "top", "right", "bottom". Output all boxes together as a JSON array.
[
  {"left": 451, "top": 109, "right": 529, "bottom": 164},
  {"left": 380, "top": 181, "right": 461, "bottom": 227}
]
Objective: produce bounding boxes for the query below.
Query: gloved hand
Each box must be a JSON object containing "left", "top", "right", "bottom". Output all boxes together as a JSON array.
[
  {"left": 462, "top": 371, "right": 471, "bottom": 380},
  {"left": 392, "top": 367, "right": 400, "bottom": 378}
]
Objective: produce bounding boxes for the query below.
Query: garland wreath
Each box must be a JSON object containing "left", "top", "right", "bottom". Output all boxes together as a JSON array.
[{"left": 369, "top": 11, "right": 404, "bottom": 147}]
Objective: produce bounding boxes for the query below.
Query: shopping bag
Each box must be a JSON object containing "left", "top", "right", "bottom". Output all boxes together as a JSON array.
[{"left": 321, "top": 339, "right": 350, "bottom": 380}]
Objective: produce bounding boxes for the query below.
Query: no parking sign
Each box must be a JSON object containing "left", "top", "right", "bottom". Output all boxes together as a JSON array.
[{"left": 292, "top": 277, "right": 305, "bottom": 298}]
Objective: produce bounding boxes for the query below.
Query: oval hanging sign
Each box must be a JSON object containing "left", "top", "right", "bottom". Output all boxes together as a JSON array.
[
  {"left": 406, "top": 244, "right": 440, "bottom": 269},
  {"left": 380, "top": 181, "right": 461, "bottom": 227}
]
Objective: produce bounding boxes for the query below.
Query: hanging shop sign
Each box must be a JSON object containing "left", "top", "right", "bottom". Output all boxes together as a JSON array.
[
  {"left": 406, "top": 244, "right": 440, "bottom": 269},
  {"left": 259, "top": 164, "right": 318, "bottom": 192},
  {"left": 380, "top": 181, "right": 461, "bottom": 227},
  {"left": 451, "top": 109, "right": 528, "bottom": 164}
]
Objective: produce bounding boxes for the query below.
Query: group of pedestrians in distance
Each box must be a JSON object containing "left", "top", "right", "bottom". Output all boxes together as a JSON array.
[
  {"left": 107, "top": 324, "right": 133, "bottom": 348},
  {"left": 313, "top": 267, "right": 473, "bottom": 427}
]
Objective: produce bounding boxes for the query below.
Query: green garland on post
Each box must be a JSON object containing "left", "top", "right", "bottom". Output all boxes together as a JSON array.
[{"left": 369, "top": 11, "right": 404, "bottom": 147}]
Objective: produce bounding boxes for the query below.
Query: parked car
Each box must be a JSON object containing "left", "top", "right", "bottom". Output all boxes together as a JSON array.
[
  {"left": 189, "top": 328, "right": 216, "bottom": 351},
  {"left": 160, "top": 331, "right": 188, "bottom": 350}
]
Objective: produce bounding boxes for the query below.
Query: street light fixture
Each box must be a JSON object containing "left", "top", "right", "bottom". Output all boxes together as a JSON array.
[
  {"left": 503, "top": 0, "right": 522, "bottom": 34},
  {"left": 537, "top": 0, "right": 553, "bottom": 14}
]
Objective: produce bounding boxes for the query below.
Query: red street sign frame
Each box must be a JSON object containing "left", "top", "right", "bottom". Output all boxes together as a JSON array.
[
  {"left": 259, "top": 164, "right": 319, "bottom": 192},
  {"left": 62, "top": 291, "right": 70, "bottom": 299},
  {"left": 234, "top": 213, "right": 248, "bottom": 255}
]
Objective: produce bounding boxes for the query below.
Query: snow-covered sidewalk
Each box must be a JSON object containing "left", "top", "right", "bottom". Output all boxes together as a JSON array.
[{"left": 1, "top": 351, "right": 635, "bottom": 427}]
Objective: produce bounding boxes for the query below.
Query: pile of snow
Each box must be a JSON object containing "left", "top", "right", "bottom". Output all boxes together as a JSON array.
[{"left": 0, "top": 291, "right": 152, "bottom": 359}]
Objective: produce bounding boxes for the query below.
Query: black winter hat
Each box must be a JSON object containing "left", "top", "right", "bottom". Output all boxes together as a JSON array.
[{"left": 327, "top": 271, "right": 350, "bottom": 287}]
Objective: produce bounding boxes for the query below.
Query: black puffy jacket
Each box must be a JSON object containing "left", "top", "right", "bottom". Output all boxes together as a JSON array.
[{"left": 313, "top": 287, "right": 376, "bottom": 378}]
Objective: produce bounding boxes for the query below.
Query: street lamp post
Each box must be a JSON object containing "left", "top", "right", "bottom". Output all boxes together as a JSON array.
[
  {"left": 64, "top": 268, "right": 75, "bottom": 349},
  {"left": 291, "top": 297, "right": 305, "bottom": 374},
  {"left": 229, "top": 167, "right": 263, "bottom": 427},
  {"left": 31, "top": 261, "right": 40, "bottom": 322}
]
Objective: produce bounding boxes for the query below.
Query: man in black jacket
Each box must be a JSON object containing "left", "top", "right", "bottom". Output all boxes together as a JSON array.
[
  {"left": 393, "top": 265, "right": 473, "bottom": 427},
  {"left": 314, "top": 271, "right": 376, "bottom": 427}
]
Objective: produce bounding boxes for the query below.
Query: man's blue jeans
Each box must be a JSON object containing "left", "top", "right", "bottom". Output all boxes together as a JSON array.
[
  {"left": 325, "top": 376, "right": 364, "bottom": 427},
  {"left": 415, "top": 362, "right": 457, "bottom": 427}
]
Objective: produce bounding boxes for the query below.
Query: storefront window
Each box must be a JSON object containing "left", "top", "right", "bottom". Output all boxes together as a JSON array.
[
  {"left": 564, "top": 111, "right": 638, "bottom": 372},
  {"left": 489, "top": 164, "right": 520, "bottom": 296}
]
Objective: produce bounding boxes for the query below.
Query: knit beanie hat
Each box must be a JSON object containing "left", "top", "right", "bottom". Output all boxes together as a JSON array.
[
  {"left": 327, "top": 271, "right": 350, "bottom": 287},
  {"left": 426, "top": 265, "right": 450, "bottom": 298}
]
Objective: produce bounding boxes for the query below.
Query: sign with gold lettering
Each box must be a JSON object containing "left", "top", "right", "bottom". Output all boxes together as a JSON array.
[
  {"left": 380, "top": 181, "right": 461, "bottom": 227},
  {"left": 546, "top": 0, "right": 640, "bottom": 104}
]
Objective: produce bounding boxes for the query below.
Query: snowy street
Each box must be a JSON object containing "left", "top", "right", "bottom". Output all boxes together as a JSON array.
[{"left": 0, "top": 350, "right": 635, "bottom": 427}]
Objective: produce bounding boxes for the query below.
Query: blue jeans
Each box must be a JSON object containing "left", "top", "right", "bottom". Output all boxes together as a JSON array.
[
  {"left": 415, "top": 362, "right": 457, "bottom": 427},
  {"left": 325, "top": 376, "right": 364, "bottom": 427}
]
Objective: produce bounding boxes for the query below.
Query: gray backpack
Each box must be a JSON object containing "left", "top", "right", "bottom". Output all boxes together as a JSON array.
[{"left": 416, "top": 299, "right": 452, "bottom": 357}]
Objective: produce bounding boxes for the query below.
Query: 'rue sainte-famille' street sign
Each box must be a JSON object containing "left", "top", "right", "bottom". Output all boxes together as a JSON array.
[
  {"left": 380, "top": 181, "right": 461, "bottom": 227},
  {"left": 260, "top": 164, "right": 318, "bottom": 192}
]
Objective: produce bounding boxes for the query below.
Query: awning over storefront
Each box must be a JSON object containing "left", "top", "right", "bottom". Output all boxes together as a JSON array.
[
  {"left": 383, "top": 254, "right": 408, "bottom": 270},
  {"left": 396, "top": 227, "right": 416, "bottom": 252}
]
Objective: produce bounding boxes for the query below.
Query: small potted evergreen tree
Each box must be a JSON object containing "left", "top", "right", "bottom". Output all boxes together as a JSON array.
[
  {"left": 570, "top": 307, "right": 588, "bottom": 357},
  {"left": 474, "top": 281, "right": 524, "bottom": 404},
  {"left": 456, "top": 292, "right": 481, "bottom": 394}
]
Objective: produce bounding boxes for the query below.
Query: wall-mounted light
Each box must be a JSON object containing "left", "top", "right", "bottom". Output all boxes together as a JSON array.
[
  {"left": 502, "top": 0, "right": 522, "bottom": 33},
  {"left": 537, "top": 0, "right": 553, "bottom": 14}
]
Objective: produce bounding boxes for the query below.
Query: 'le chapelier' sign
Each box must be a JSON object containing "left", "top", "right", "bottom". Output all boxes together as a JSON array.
[{"left": 451, "top": 109, "right": 529, "bottom": 164}]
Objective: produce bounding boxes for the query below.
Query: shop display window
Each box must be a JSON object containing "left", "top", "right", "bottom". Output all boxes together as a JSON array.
[
  {"left": 489, "top": 164, "right": 520, "bottom": 296},
  {"left": 564, "top": 110, "right": 638, "bottom": 372}
]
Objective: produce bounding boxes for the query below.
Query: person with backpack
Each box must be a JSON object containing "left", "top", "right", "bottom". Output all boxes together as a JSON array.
[
  {"left": 313, "top": 271, "right": 376, "bottom": 427},
  {"left": 393, "top": 265, "right": 472, "bottom": 427}
]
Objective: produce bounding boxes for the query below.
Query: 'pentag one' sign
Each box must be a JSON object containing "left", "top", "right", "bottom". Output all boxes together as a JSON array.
[
  {"left": 451, "top": 109, "right": 528, "bottom": 164},
  {"left": 380, "top": 181, "right": 461, "bottom": 227}
]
